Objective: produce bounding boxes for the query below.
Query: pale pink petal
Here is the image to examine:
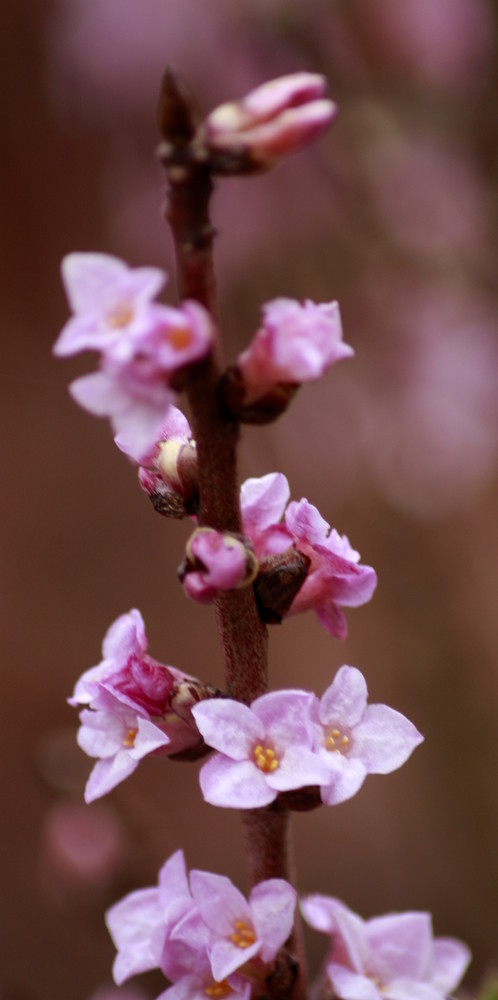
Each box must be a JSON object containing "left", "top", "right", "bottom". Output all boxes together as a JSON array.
[
  {"left": 192, "top": 700, "right": 264, "bottom": 758},
  {"left": 198, "top": 755, "right": 276, "bottom": 809},
  {"left": 250, "top": 879, "right": 297, "bottom": 962},
  {"left": 352, "top": 705, "right": 424, "bottom": 773},
  {"left": 431, "top": 938, "right": 471, "bottom": 993},
  {"left": 319, "top": 666, "right": 368, "bottom": 728},
  {"left": 84, "top": 752, "right": 138, "bottom": 802},
  {"left": 241, "top": 472, "right": 290, "bottom": 534}
]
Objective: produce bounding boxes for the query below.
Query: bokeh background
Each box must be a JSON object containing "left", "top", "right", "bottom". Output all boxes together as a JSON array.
[{"left": 1, "top": 2, "right": 498, "bottom": 998}]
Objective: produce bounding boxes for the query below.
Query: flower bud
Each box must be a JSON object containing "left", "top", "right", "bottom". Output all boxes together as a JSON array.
[
  {"left": 179, "top": 528, "right": 259, "bottom": 604},
  {"left": 204, "top": 72, "right": 337, "bottom": 174},
  {"left": 220, "top": 299, "right": 352, "bottom": 423}
]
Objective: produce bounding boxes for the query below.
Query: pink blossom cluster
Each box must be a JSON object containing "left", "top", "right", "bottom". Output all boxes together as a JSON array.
[
  {"left": 301, "top": 895, "right": 471, "bottom": 1000},
  {"left": 229, "top": 297, "right": 352, "bottom": 417},
  {"left": 193, "top": 666, "right": 422, "bottom": 809},
  {"left": 54, "top": 69, "right": 473, "bottom": 1000},
  {"left": 132, "top": 405, "right": 376, "bottom": 636},
  {"left": 105, "top": 850, "right": 470, "bottom": 1000},
  {"left": 54, "top": 253, "right": 214, "bottom": 461},
  {"left": 241, "top": 472, "right": 377, "bottom": 638},
  {"left": 70, "top": 609, "right": 206, "bottom": 801},
  {"left": 106, "top": 848, "right": 296, "bottom": 1000}
]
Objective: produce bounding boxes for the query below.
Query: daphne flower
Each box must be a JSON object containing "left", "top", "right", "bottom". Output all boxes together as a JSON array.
[
  {"left": 300, "top": 896, "right": 471, "bottom": 1000},
  {"left": 69, "top": 363, "right": 173, "bottom": 463},
  {"left": 71, "top": 610, "right": 211, "bottom": 800},
  {"left": 192, "top": 691, "right": 330, "bottom": 809},
  {"left": 107, "top": 849, "right": 197, "bottom": 985},
  {"left": 181, "top": 871, "right": 296, "bottom": 982},
  {"left": 107, "top": 850, "right": 294, "bottom": 998},
  {"left": 237, "top": 299, "right": 352, "bottom": 402},
  {"left": 54, "top": 253, "right": 168, "bottom": 361},
  {"left": 205, "top": 73, "right": 336, "bottom": 170},
  {"left": 77, "top": 690, "right": 171, "bottom": 802},
  {"left": 240, "top": 473, "right": 377, "bottom": 638},
  {"left": 55, "top": 254, "right": 214, "bottom": 372},
  {"left": 179, "top": 529, "right": 259, "bottom": 604},
  {"left": 312, "top": 666, "right": 423, "bottom": 805},
  {"left": 55, "top": 254, "right": 214, "bottom": 459}
]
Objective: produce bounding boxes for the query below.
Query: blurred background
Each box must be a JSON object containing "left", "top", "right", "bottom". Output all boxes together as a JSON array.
[{"left": 1, "top": 1, "right": 498, "bottom": 998}]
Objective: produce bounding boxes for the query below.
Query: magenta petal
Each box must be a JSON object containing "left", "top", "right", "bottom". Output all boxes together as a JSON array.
[
  {"left": 353, "top": 704, "right": 424, "bottom": 774},
  {"left": 198, "top": 755, "right": 276, "bottom": 809},
  {"left": 285, "top": 498, "right": 330, "bottom": 546},
  {"left": 192, "top": 700, "right": 263, "bottom": 758},
  {"left": 241, "top": 472, "right": 290, "bottom": 534},
  {"left": 102, "top": 609, "right": 146, "bottom": 661},
  {"left": 319, "top": 666, "right": 368, "bottom": 728},
  {"left": 250, "top": 880, "right": 296, "bottom": 962}
]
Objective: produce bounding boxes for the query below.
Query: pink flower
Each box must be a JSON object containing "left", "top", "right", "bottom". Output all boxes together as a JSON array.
[
  {"left": 192, "top": 691, "right": 331, "bottom": 809},
  {"left": 55, "top": 254, "right": 214, "bottom": 372},
  {"left": 237, "top": 298, "right": 352, "bottom": 403},
  {"left": 55, "top": 254, "right": 214, "bottom": 460},
  {"left": 182, "top": 871, "right": 296, "bottom": 981},
  {"left": 180, "top": 529, "right": 258, "bottom": 604},
  {"left": 77, "top": 691, "right": 172, "bottom": 802},
  {"left": 300, "top": 896, "right": 471, "bottom": 1000},
  {"left": 205, "top": 73, "right": 336, "bottom": 169},
  {"left": 240, "top": 473, "right": 377, "bottom": 638},
  {"left": 107, "top": 849, "right": 295, "bottom": 998},
  {"left": 69, "top": 364, "right": 173, "bottom": 465},
  {"left": 106, "top": 849, "right": 197, "bottom": 985},
  {"left": 311, "top": 666, "right": 423, "bottom": 805},
  {"left": 54, "top": 253, "right": 169, "bottom": 361},
  {"left": 71, "top": 610, "right": 209, "bottom": 800}
]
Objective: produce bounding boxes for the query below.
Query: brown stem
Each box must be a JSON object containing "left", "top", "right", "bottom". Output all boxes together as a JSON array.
[{"left": 161, "top": 74, "right": 307, "bottom": 999}]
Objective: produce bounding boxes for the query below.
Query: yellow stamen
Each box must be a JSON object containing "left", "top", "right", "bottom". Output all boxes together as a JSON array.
[
  {"left": 168, "top": 323, "right": 192, "bottom": 350},
  {"left": 230, "top": 920, "right": 256, "bottom": 948},
  {"left": 325, "top": 726, "right": 350, "bottom": 755},
  {"left": 108, "top": 305, "right": 134, "bottom": 328},
  {"left": 205, "top": 980, "right": 233, "bottom": 998},
  {"left": 123, "top": 727, "right": 138, "bottom": 748},
  {"left": 253, "top": 744, "right": 279, "bottom": 772}
]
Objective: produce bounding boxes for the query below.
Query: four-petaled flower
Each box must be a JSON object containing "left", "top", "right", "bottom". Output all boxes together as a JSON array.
[
  {"left": 241, "top": 472, "right": 377, "bottom": 638},
  {"left": 311, "top": 666, "right": 424, "bottom": 805},
  {"left": 106, "top": 849, "right": 295, "bottom": 999},
  {"left": 300, "top": 895, "right": 471, "bottom": 1000},
  {"left": 71, "top": 610, "right": 207, "bottom": 801},
  {"left": 236, "top": 298, "right": 352, "bottom": 404},
  {"left": 193, "top": 691, "right": 332, "bottom": 808},
  {"left": 54, "top": 253, "right": 214, "bottom": 461}
]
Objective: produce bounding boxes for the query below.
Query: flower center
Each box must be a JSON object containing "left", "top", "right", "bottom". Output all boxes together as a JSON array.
[
  {"left": 167, "top": 323, "right": 193, "bottom": 350},
  {"left": 253, "top": 744, "right": 279, "bottom": 772},
  {"left": 108, "top": 305, "right": 134, "bottom": 328},
  {"left": 123, "top": 727, "right": 138, "bottom": 748},
  {"left": 325, "top": 727, "right": 350, "bottom": 754},
  {"left": 230, "top": 919, "right": 256, "bottom": 949},
  {"left": 204, "top": 980, "right": 233, "bottom": 998}
]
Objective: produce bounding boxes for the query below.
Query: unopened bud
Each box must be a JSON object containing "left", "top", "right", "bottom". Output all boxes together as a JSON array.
[
  {"left": 156, "top": 439, "right": 198, "bottom": 505},
  {"left": 179, "top": 528, "right": 259, "bottom": 604},
  {"left": 204, "top": 73, "right": 337, "bottom": 174}
]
